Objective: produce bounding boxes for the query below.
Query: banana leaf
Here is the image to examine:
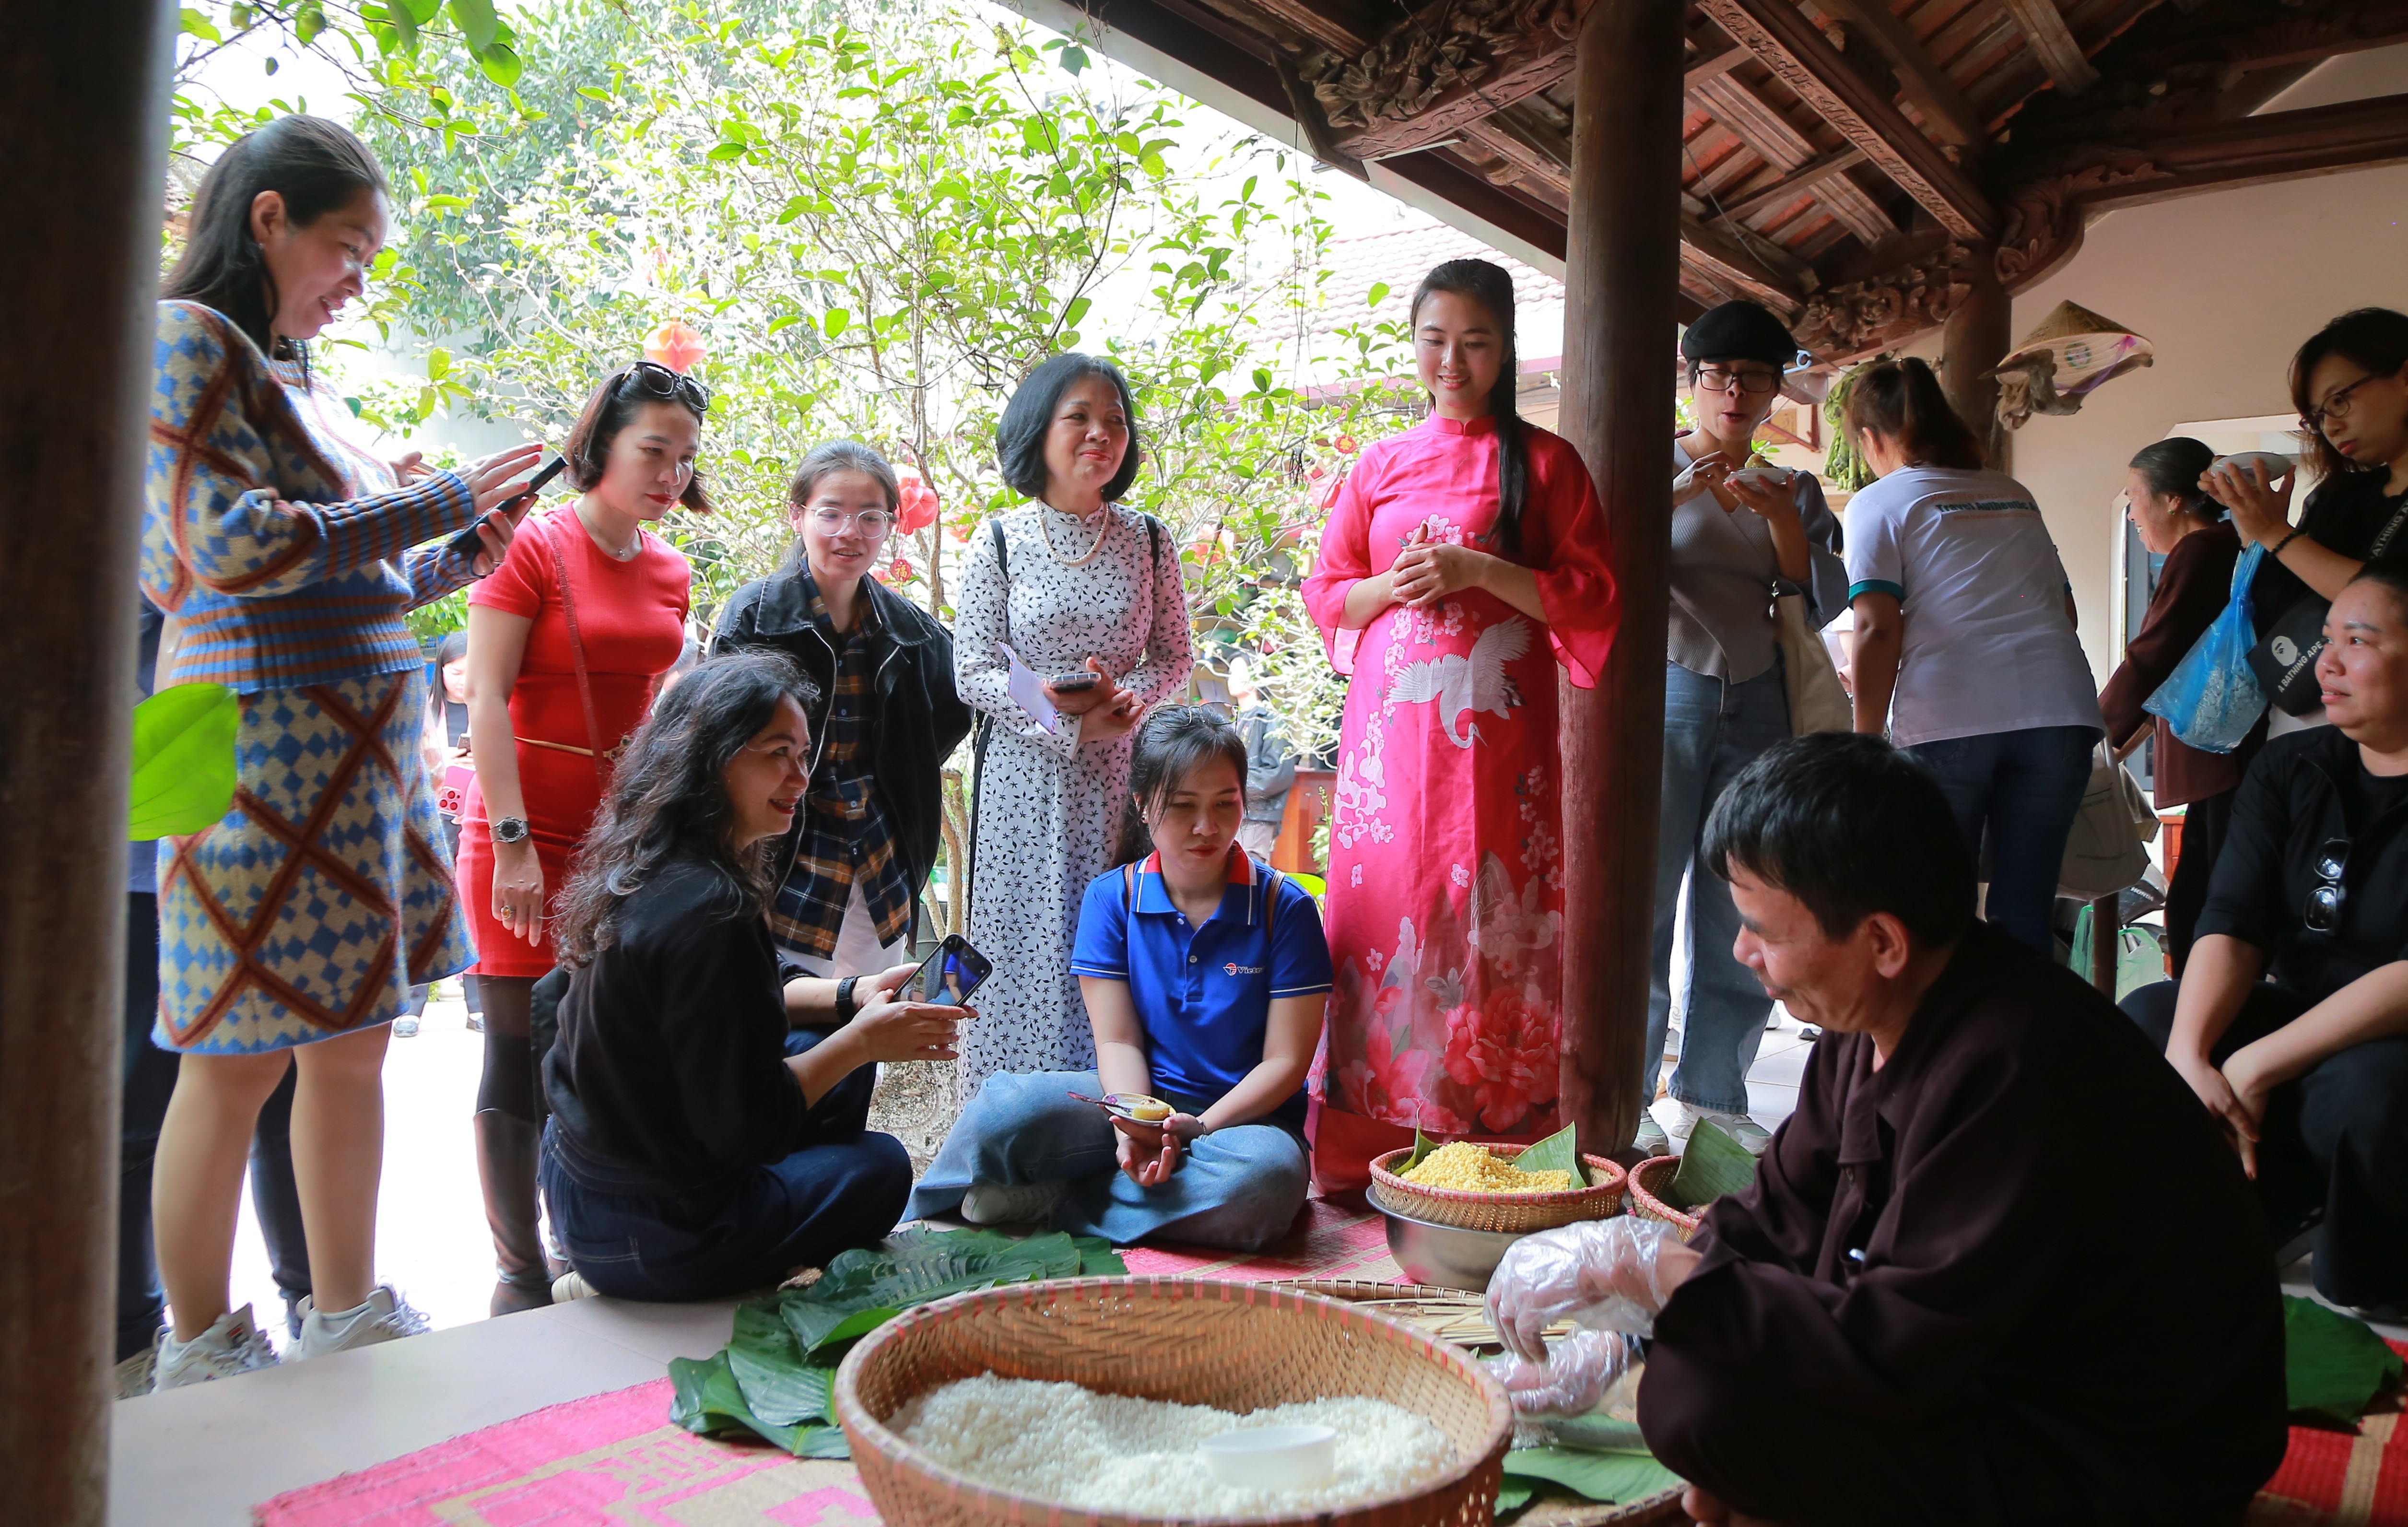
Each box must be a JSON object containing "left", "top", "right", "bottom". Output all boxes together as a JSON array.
[
  {"left": 728, "top": 1305, "right": 834, "bottom": 1426},
  {"left": 1072, "top": 1235, "right": 1130, "bottom": 1277},
  {"left": 128, "top": 682, "right": 238, "bottom": 839},
  {"left": 1402, "top": 1127, "right": 1439, "bottom": 1171},
  {"left": 1668, "top": 1120, "right": 1757, "bottom": 1210},
  {"left": 783, "top": 1302, "right": 899, "bottom": 1363},
  {"left": 2284, "top": 1295, "right": 2406, "bottom": 1424},
  {"left": 1514, "top": 1123, "right": 1584, "bottom": 1184},
  {"left": 792, "top": 1227, "right": 1084, "bottom": 1314},
  {"left": 1501, "top": 1445, "right": 1684, "bottom": 1504},
  {"left": 1495, "top": 1481, "right": 1535, "bottom": 1515},
  {"left": 670, "top": 1351, "right": 804, "bottom": 1451}
]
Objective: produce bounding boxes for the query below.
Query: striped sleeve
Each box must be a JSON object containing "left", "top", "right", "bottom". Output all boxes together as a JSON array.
[{"left": 147, "top": 303, "right": 477, "bottom": 606}]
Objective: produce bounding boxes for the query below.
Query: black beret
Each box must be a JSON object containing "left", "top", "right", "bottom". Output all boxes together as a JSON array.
[{"left": 1680, "top": 300, "right": 1800, "bottom": 368}]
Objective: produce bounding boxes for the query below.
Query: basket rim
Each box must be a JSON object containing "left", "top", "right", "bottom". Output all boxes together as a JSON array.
[
  {"left": 832, "top": 1275, "right": 1513, "bottom": 1527},
  {"left": 1624, "top": 1153, "right": 1701, "bottom": 1229},
  {"left": 1368, "top": 1143, "right": 1629, "bottom": 1207}
]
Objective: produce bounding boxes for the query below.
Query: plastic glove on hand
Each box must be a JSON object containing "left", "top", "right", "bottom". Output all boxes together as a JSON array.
[
  {"left": 1486, "top": 1328, "right": 1637, "bottom": 1419},
  {"left": 1486, "top": 1216, "right": 1683, "bottom": 1360}
]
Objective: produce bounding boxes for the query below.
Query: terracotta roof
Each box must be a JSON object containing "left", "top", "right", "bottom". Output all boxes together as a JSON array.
[{"left": 1302, "top": 214, "right": 1566, "bottom": 352}]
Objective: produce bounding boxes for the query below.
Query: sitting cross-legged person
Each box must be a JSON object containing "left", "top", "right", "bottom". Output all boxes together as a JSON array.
[
  {"left": 2124, "top": 566, "right": 2408, "bottom": 1321},
  {"left": 908, "top": 705, "right": 1329, "bottom": 1252},
  {"left": 1483, "top": 732, "right": 2287, "bottom": 1527},
  {"left": 539, "top": 651, "right": 962, "bottom": 1301}
]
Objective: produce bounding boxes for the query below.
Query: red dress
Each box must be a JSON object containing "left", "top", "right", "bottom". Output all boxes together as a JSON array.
[
  {"left": 457, "top": 508, "right": 689, "bottom": 977},
  {"left": 1300, "top": 415, "right": 1618, "bottom": 1192}
]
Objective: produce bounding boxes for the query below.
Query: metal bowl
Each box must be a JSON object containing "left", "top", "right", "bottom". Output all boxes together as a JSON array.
[{"left": 1368, "top": 1184, "right": 1527, "bottom": 1292}]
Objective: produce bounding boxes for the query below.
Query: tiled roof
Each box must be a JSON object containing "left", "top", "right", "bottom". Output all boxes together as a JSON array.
[{"left": 1300, "top": 214, "right": 1565, "bottom": 351}]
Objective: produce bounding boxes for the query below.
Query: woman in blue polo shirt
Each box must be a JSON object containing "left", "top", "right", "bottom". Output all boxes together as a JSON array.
[{"left": 908, "top": 706, "right": 1331, "bottom": 1251}]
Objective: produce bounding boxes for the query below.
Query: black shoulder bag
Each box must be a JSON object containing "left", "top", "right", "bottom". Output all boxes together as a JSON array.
[{"left": 2249, "top": 490, "right": 2408, "bottom": 715}]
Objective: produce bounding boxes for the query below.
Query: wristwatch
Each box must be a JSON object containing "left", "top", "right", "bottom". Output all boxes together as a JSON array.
[
  {"left": 835, "top": 975, "right": 860, "bottom": 1023},
  {"left": 493, "top": 816, "right": 531, "bottom": 846}
]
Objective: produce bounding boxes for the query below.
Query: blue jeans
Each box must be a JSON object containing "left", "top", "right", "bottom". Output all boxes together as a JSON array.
[
  {"left": 1906, "top": 726, "right": 2098, "bottom": 956},
  {"left": 907, "top": 1070, "right": 1310, "bottom": 1254},
  {"left": 538, "top": 1030, "right": 911, "bottom": 1301},
  {"left": 1644, "top": 661, "right": 1791, "bottom": 1116}
]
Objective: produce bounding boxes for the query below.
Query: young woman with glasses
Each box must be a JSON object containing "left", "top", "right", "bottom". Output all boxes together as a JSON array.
[
  {"left": 1640, "top": 300, "right": 1847, "bottom": 1158},
  {"left": 453, "top": 360, "right": 702, "bottom": 1313},
  {"left": 713, "top": 441, "right": 973, "bottom": 980},
  {"left": 2207, "top": 308, "right": 2408, "bottom": 738},
  {"left": 2122, "top": 564, "right": 2408, "bottom": 1322}
]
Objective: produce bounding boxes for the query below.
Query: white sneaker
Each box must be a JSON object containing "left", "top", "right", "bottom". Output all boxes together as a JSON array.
[
  {"left": 114, "top": 1346, "right": 158, "bottom": 1399},
  {"left": 1666, "top": 1100, "right": 1773, "bottom": 1157},
  {"left": 152, "top": 1305, "right": 280, "bottom": 1391},
  {"left": 1632, "top": 1115, "right": 1671, "bottom": 1158},
  {"left": 550, "top": 1269, "right": 599, "bottom": 1303},
  {"left": 295, "top": 1285, "right": 430, "bottom": 1359},
  {"left": 960, "top": 1181, "right": 1065, "bottom": 1226}
]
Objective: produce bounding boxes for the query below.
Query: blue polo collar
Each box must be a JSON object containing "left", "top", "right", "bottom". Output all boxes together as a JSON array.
[{"left": 1132, "top": 846, "right": 1262, "bottom": 926}]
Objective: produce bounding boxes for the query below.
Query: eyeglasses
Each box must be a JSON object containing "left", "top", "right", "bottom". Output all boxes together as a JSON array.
[
  {"left": 2301, "top": 372, "right": 2380, "bottom": 436},
  {"left": 619, "top": 359, "right": 711, "bottom": 411},
  {"left": 1693, "top": 366, "right": 1782, "bottom": 397},
  {"left": 2304, "top": 837, "right": 2349, "bottom": 932},
  {"left": 808, "top": 507, "right": 895, "bottom": 537}
]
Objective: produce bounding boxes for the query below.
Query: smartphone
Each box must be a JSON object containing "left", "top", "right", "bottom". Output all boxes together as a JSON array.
[
  {"left": 446, "top": 453, "right": 566, "bottom": 564},
  {"left": 897, "top": 935, "right": 993, "bottom": 1008},
  {"left": 1049, "top": 670, "right": 1104, "bottom": 693}
]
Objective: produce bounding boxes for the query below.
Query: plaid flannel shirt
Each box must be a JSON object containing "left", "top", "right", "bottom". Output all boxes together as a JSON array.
[
  {"left": 767, "top": 593, "right": 915, "bottom": 959},
  {"left": 144, "top": 301, "right": 481, "bottom": 691}
]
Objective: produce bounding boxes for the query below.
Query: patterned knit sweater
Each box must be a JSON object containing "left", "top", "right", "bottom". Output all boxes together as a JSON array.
[{"left": 144, "top": 300, "right": 482, "bottom": 692}]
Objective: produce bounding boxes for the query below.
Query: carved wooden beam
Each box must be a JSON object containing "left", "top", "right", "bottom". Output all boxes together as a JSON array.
[
  {"left": 1812, "top": 0, "right": 1988, "bottom": 146},
  {"left": 1679, "top": 212, "right": 1809, "bottom": 313},
  {"left": 1694, "top": 0, "right": 1997, "bottom": 240},
  {"left": 1692, "top": 74, "right": 1817, "bottom": 172},
  {"left": 1998, "top": 0, "right": 2099, "bottom": 94},
  {"left": 1242, "top": 0, "right": 1363, "bottom": 56},
  {"left": 1723, "top": 145, "right": 1869, "bottom": 220},
  {"left": 1687, "top": 44, "right": 1750, "bottom": 91},
  {"left": 1304, "top": 0, "right": 1582, "bottom": 161},
  {"left": 1810, "top": 167, "right": 1902, "bottom": 245},
  {"left": 1792, "top": 242, "right": 1973, "bottom": 362},
  {"left": 1273, "top": 51, "right": 1368, "bottom": 179}
]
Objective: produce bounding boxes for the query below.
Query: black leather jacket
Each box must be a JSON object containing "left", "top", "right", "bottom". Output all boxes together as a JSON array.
[{"left": 712, "top": 566, "right": 974, "bottom": 934}]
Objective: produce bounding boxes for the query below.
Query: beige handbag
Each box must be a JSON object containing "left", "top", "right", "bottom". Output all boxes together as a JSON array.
[
  {"left": 1776, "top": 589, "right": 1853, "bottom": 736},
  {"left": 2058, "top": 741, "right": 2158, "bottom": 898}
]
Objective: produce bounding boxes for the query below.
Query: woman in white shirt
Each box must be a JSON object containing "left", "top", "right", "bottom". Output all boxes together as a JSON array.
[{"left": 1842, "top": 357, "right": 2102, "bottom": 954}]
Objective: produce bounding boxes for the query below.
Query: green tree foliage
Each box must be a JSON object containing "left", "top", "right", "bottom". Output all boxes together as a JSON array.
[{"left": 361, "top": 0, "right": 1414, "bottom": 759}]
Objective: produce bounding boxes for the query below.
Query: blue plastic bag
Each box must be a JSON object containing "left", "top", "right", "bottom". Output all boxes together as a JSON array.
[{"left": 2144, "top": 544, "right": 2268, "bottom": 752}]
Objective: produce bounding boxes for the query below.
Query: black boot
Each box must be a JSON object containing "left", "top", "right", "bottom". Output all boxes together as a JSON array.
[{"left": 474, "top": 1109, "right": 554, "bottom": 1316}]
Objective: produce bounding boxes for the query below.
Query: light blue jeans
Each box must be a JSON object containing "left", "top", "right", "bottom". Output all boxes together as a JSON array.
[
  {"left": 906, "top": 1070, "right": 1310, "bottom": 1253},
  {"left": 1643, "top": 659, "right": 1793, "bottom": 1117}
]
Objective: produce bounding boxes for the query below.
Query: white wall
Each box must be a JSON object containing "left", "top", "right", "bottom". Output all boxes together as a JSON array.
[{"left": 1998, "top": 43, "right": 2408, "bottom": 683}]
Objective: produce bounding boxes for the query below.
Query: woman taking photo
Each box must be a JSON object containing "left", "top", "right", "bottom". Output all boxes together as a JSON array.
[
  {"left": 715, "top": 440, "right": 973, "bottom": 976},
  {"left": 540, "top": 652, "right": 960, "bottom": 1300},
  {"left": 910, "top": 706, "right": 1330, "bottom": 1251},
  {"left": 1302, "top": 258, "right": 1618, "bottom": 1192},
  {"left": 1644, "top": 300, "right": 1846, "bottom": 1159},
  {"left": 142, "top": 115, "right": 541, "bottom": 1387},
  {"left": 954, "top": 354, "right": 1194, "bottom": 1092},
  {"left": 454, "top": 362, "right": 699, "bottom": 1313},
  {"left": 2209, "top": 307, "right": 2408, "bottom": 736},
  {"left": 1842, "top": 357, "right": 2102, "bottom": 955},
  {"left": 2099, "top": 438, "right": 2255, "bottom": 969}
]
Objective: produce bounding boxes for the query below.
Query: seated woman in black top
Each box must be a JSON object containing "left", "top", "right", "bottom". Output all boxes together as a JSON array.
[
  {"left": 540, "top": 650, "right": 963, "bottom": 1300},
  {"left": 2124, "top": 566, "right": 2408, "bottom": 1320},
  {"left": 2207, "top": 307, "right": 2408, "bottom": 731}
]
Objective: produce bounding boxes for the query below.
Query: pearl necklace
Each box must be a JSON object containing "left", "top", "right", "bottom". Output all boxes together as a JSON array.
[{"left": 1039, "top": 501, "right": 1111, "bottom": 567}]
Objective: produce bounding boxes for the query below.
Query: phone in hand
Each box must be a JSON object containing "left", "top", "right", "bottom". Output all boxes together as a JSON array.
[
  {"left": 897, "top": 935, "right": 993, "bottom": 1008},
  {"left": 446, "top": 453, "right": 566, "bottom": 565},
  {"left": 1049, "top": 670, "right": 1104, "bottom": 693}
]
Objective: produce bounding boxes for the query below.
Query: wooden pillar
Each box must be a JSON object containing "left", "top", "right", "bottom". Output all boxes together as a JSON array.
[
  {"left": 1944, "top": 244, "right": 2013, "bottom": 471},
  {"left": 1556, "top": 0, "right": 1685, "bottom": 1156},
  {"left": 0, "top": 3, "right": 175, "bottom": 1521}
]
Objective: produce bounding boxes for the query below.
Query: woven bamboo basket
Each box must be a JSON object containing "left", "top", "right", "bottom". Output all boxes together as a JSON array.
[
  {"left": 1622, "top": 1157, "right": 1701, "bottom": 1242},
  {"left": 1368, "top": 1146, "right": 1629, "bottom": 1234},
  {"left": 834, "top": 1277, "right": 1512, "bottom": 1527}
]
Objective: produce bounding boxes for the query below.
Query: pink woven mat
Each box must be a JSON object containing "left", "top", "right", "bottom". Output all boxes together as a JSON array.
[
  {"left": 254, "top": 1378, "right": 878, "bottom": 1527},
  {"left": 1119, "top": 1196, "right": 1399, "bottom": 1282}
]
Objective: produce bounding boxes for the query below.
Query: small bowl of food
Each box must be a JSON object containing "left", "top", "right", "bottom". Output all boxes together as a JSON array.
[
  {"left": 2211, "top": 450, "right": 2294, "bottom": 481},
  {"left": 1730, "top": 465, "right": 1794, "bottom": 489},
  {"left": 1200, "top": 1423, "right": 1339, "bottom": 1489}
]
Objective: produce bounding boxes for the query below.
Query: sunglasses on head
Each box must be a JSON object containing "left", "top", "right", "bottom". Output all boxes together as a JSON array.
[
  {"left": 2304, "top": 837, "right": 2349, "bottom": 933},
  {"left": 619, "top": 359, "right": 710, "bottom": 411}
]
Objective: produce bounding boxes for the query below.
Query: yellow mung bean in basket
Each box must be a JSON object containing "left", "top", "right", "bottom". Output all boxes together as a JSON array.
[{"left": 1397, "top": 1142, "right": 1572, "bottom": 1193}]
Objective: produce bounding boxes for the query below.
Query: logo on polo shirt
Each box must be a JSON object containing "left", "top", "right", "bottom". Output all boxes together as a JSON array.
[{"left": 1223, "top": 962, "right": 1264, "bottom": 976}]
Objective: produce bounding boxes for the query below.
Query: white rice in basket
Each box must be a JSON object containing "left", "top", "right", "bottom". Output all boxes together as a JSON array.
[{"left": 891, "top": 1373, "right": 1456, "bottom": 1516}]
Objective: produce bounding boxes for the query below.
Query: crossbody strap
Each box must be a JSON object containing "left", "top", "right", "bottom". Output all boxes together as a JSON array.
[
  {"left": 2367, "top": 489, "right": 2408, "bottom": 562},
  {"left": 540, "top": 511, "right": 612, "bottom": 787}
]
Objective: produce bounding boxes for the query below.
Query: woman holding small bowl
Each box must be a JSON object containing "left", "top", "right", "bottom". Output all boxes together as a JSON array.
[{"left": 1641, "top": 301, "right": 1847, "bottom": 1160}]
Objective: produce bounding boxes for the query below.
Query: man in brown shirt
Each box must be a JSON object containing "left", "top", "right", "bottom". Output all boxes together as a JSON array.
[{"left": 1491, "top": 733, "right": 2287, "bottom": 1526}]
